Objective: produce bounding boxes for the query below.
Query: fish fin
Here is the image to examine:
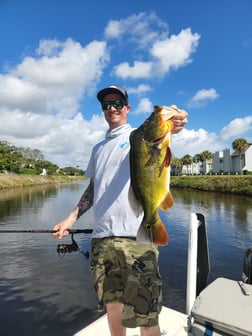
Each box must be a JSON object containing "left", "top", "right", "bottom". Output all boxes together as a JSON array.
[
  {"left": 146, "top": 145, "right": 160, "bottom": 166},
  {"left": 128, "top": 185, "right": 143, "bottom": 217},
  {"left": 136, "top": 218, "right": 169, "bottom": 246},
  {"left": 163, "top": 146, "right": 172, "bottom": 167},
  {"left": 160, "top": 191, "right": 174, "bottom": 211},
  {"left": 152, "top": 219, "right": 169, "bottom": 246}
]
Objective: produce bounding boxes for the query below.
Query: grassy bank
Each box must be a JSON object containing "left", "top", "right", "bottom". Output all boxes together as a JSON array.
[
  {"left": 0, "top": 174, "right": 85, "bottom": 189},
  {"left": 1, "top": 174, "right": 251, "bottom": 197},
  {"left": 170, "top": 175, "right": 252, "bottom": 196}
]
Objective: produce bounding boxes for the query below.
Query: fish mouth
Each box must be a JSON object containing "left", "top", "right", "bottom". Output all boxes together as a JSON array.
[{"left": 160, "top": 107, "right": 177, "bottom": 120}]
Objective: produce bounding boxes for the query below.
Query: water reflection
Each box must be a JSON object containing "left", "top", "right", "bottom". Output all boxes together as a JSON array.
[{"left": 0, "top": 181, "right": 251, "bottom": 335}]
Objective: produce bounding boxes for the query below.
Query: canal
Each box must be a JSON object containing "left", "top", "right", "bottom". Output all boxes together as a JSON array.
[{"left": 0, "top": 181, "right": 251, "bottom": 335}]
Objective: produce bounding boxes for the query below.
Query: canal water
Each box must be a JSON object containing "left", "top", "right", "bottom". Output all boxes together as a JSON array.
[{"left": 0, "top": 181, "right": 251, "bottom": 336}]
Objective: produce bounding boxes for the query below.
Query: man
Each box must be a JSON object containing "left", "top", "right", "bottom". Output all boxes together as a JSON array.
[{"left": 52, "top": 85, "right": 188, "bottom": 336}]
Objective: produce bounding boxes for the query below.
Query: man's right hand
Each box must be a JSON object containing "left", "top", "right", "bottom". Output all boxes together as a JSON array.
[{"left": 52, "top": 207, "right": 78, "bottom": 239}]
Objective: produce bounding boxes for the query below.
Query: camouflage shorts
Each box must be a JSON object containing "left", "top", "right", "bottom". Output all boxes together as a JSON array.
[{"left": 90, "top": 237, "right": 162, "bottom": 328}]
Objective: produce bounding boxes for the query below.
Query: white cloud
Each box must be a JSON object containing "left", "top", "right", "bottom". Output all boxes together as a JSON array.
[
  {"left": 1, "top": 13, "right": 250, "bottom": 171},
  {"left": 107, "top": 14, "right": 200, "bottom": 80},
  {"left": 132, "top": 98, "right": 153, "bottom": 115},
  {"left": 220, "top": 116, "right": 252, "bottom": 140},
  {"left": 188, "top": 88, "right": 219, "bottom": 108},
  {"left": 150, "top": 28, "right": 200, "bottom": 75},
  {"left": 2, "top": 111, "right": 107, "bottom": 169},
  {"left": 171, "top": 128, "right": 223, "bottom": 157},
  {"left": 127, "top": 84, "right": 152, "bottom": 96},
  {"left": 0, "top": 38, "right": 110, "bottom": 168},
  {"left": 104, "top": 12, "right": 168, "bottom": 48},
  {"left": 113, "top": 61, "right": 153, "bottom": 79},
  {"left": 0, "top": 38, "right": 109, "bottom": 118},
  {"left": 171, "top": 116, "right": 252, "bottom": 158}
]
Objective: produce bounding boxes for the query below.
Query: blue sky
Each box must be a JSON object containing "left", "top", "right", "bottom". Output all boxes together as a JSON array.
[{"left": 0, "top": 0, "right": 252, "bottom": 168}]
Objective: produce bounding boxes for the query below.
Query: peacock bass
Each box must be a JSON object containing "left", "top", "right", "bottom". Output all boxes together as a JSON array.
[{"left": 129, "top": 105, "right": 176, "bottom": 246}]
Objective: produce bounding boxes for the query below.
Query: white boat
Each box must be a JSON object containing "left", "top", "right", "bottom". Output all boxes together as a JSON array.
[{"left": 75, "top": 213, "right": 252, "bottom": 336}]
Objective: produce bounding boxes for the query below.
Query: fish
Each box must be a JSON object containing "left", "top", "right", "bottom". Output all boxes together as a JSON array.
[{"left": 129, "top": 105, "right": 176, "bottom": 246}]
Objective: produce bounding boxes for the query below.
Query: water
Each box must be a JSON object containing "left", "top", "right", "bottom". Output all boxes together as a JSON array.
[{"left": 0, "top": 181, "right": 251, "bottom": 336}]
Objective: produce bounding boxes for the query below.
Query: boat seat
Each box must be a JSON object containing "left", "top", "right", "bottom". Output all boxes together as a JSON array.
[{"left": 190, "top": 277, "right": 252, "bottom": 336}]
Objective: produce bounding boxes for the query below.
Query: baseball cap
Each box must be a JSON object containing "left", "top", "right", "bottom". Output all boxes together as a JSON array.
[{"left": 97, "top": 85, "right": 128, "bottom": 103}]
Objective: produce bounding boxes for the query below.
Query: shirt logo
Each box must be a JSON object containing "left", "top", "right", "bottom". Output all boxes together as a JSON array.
[{"left": 120, "top": 141, "right": 128, "bottom": 149}]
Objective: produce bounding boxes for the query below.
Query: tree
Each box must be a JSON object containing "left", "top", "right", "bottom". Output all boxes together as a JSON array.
[
  {"left": 199, "top": 150, "right": 213, "bottom": 175},
  {"left": 200, "top": 150, "right": 213, "bottom": 162},
  {"left": 181, "top": 154, "right": 193, "bottom": 175},
  {"left": 232, "top": 138, "right": 250, "bottom": 174},
  {"left": 171, "top": 157, "right": 182, "bottom": 175}
]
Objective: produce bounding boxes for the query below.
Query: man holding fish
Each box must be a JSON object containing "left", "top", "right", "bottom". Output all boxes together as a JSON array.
[{"left": 52, "top": 85, "right": 188, "bottom": 336}]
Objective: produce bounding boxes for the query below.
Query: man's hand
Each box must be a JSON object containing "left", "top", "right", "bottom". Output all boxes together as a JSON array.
[
  {"left": 170, "top": 105, "right": 188, "bottom": 134},
  {"left": 52, "top": 207, "right": 78, "bottom": 239}
]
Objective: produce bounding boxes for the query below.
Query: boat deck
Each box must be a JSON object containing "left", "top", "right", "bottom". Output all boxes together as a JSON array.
[{"left": 74, "top": 306, "right": 191, "bottom": 336}]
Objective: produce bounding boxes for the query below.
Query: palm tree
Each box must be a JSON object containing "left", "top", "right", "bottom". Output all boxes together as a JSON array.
[
  {"left": 181, "top": 154, "right": 193, "bottom": 175},
  {"left": 171, "top": 157, "right": 182, "bottom": 175},
  {"left": 200, "top": 150, "right": 213, "bottom": 174},
  {"left": 232, "top": 138, "right": 250, "bottom": 174}
]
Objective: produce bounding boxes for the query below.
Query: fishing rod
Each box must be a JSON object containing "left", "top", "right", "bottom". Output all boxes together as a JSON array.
[
  {"left": 0, "top": 229, "right": 93, "bottom": 234},
  {"left": 0, "top": 228, "right": 93, "bottom": 258}
]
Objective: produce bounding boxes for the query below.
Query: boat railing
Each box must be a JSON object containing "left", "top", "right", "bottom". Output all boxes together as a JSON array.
[{"left": 186, "top": 213, "right": 210, "bottom": 315}]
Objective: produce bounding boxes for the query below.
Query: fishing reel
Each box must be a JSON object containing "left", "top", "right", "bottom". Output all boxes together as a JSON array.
[{"left": 57, "top": 233, "right": 89, "bottom": 259}]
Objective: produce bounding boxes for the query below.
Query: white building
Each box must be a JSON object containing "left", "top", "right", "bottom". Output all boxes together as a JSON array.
[
  {"left": 213, "top": 145, "right": 252, "bottom": 174},
  {"left": 173, "top": 160, "right": 212, "bottom": 175}
]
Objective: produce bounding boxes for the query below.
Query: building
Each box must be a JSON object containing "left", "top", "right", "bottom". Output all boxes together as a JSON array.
[
  {"left": 213, "top": 145, "right": 252, "bottom": 174},
  {"left": 172, "top": 160, "right": 212, "bottom": 175}
]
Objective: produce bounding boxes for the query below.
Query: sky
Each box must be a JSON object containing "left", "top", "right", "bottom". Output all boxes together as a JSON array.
[{"left": 0, "top": 0, "right": 252, "bottom": 169}]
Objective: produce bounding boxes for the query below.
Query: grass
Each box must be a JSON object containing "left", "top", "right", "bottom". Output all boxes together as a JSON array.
[
  {"left": 0, "top": 174, "right": 85, "bottom": 189},
  {"left": 170, "top": 175, "right": 252, "bottom": 197},
  {"left": 1, "top": 174, "right": 251, "bottom": 197}
]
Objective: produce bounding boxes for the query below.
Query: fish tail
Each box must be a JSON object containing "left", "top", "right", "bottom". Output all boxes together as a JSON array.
[{"left": 136, "top": 218, "right": 169, "bottom": 246}]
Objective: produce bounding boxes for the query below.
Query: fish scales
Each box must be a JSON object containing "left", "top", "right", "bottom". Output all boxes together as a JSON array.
[{"left": 129, "top": 105, "right": 176, "bottom": 246}]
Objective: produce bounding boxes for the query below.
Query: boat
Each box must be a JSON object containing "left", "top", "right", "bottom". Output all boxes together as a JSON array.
[{"left": 74, "top": 213, "right": 252, "bottom": 336}]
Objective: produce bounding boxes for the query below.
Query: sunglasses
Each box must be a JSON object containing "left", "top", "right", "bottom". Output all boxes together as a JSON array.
[{"left": 102, "top": 99, "right": 127, "bottom": 110}]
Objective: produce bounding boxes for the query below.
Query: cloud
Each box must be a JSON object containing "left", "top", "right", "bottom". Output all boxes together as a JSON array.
[
  {"left": 127, "top": 84, "right": 152, "bottom": 96},
  {"left": 171, "top": 128, "right": 223, "bottom": 157},
  {"left": 107, "top": 13, "right": 200, "bottom": 79},
  {"left": 150, "top": 28, "right": 200, "bottom": 75},
  {"left": 1, "top": 12, "right": 250, "bottom": 171},
  {"left": 0, "top": 38, "right": 110, "bottom": 168},
  {"left": 188, "top": 88, "right": 219, "bottom": 108},
  {"left": 171, "top": 115, "right": 252, "bottom": 158},
  {"left": 113, "top": 61, "right": 153, "bottom": 79},
  {"left": 1, "top": 110, "right": 107, "bottom": 169},
  {"left": 220, "top": 116, "right": 252, "bottom": 140},
  {"left": 132, "top": 98, "right": 153, "bottom": 115},
  {"left": 0, "top": 38, "right": 109, "bottom": 117},
  {"left": 104, "top": 12, "right": 169, "bottom": 48}
]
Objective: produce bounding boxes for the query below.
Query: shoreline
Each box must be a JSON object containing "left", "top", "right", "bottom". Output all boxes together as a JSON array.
[
  {"left": 170, "top": 175, "right": 252, "bottom": 197},
  {"left": 0, "top": 174, "right": 251, "bottom": 197},
  {"left": 0, "top": 174, "right": 85, "bottom": 189}
]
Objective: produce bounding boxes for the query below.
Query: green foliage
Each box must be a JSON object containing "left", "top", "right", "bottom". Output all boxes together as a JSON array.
[
  {"left": 0, "top": 140, "right": 83, "bottom": 176},
  {"left": 59, "top": 166, "right": 84, "bottom": 176},
  {"left": 170, "top": 175, "right": 252, "bottom": 196},
  {"left": 19, "top": 168, "right": 41, "bottom": 175}
]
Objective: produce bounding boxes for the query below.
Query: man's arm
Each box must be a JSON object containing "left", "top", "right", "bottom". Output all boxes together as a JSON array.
[
  {"left": 52, "top": 179, "right": 94, "bottom": 239},
  {"left": 76, "top": 179, "right": 94, "bottom": 219}
]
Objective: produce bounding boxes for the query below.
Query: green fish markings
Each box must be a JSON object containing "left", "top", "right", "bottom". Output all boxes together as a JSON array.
[{"left": 129, "top": 105, "right": 176, "bottom": 246}]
